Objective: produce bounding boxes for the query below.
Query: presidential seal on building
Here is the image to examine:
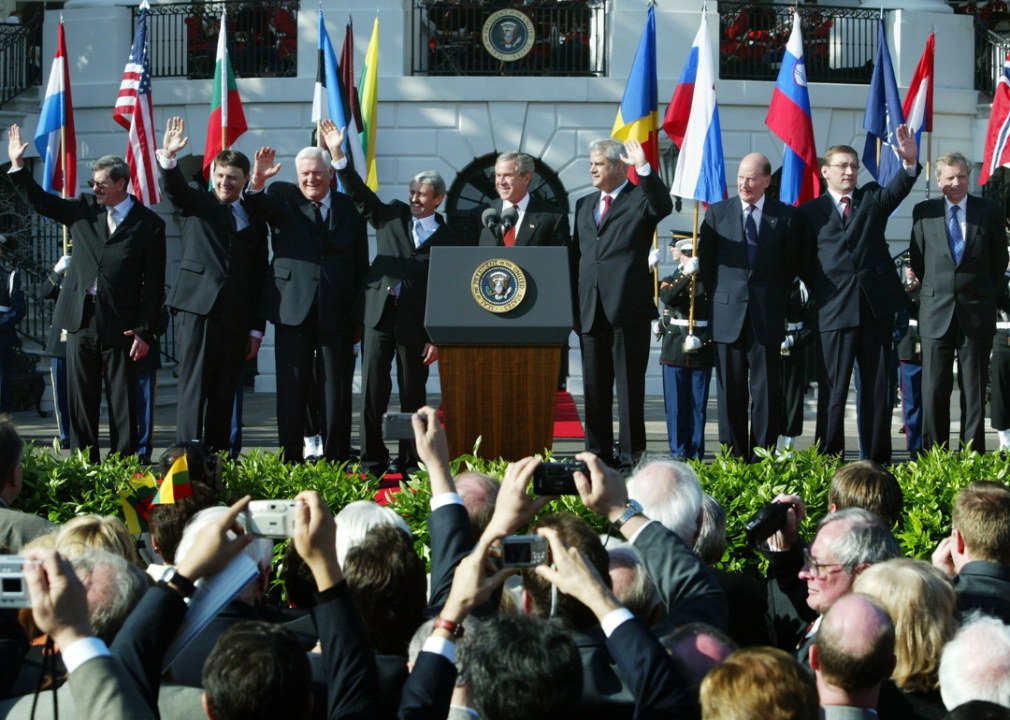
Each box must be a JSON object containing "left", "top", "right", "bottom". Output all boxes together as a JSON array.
[
  {"left": 471, "top": 258, "right": 527, "bottom": 313},
  {"left": 482, "top": 9, "right": 535, "bottom": 62}
]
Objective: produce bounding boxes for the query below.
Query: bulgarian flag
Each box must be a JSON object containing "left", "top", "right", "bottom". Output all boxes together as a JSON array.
[
  {"left": 151, "top": 455, "right": 194, "bottom": 506},
  {"left": 119, "top": 472, "right": 158, "bottom": 534},
  {"left": 359, "top": 17, "right": 379, "bottom": 191},
  {"left": 203, "top": 10, "right": 247, "bottom": 183}
]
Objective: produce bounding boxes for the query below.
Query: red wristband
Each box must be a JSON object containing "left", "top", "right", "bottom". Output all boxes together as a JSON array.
[{"left": 434, "top": 616, "right": 465, "bottom": 638}]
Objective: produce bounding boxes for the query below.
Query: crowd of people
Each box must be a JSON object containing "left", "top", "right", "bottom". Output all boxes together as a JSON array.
[{"left": 0, "top": 405, "right": 1005, "bottom": 719}]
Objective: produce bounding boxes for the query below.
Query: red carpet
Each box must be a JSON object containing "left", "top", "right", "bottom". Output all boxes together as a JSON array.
[{"left": 553, "top": 391, "right": 585, "bottom": 439}]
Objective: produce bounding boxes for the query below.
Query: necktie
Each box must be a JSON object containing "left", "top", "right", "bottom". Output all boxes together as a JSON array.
[
  {"left": 107, "top": 210, "right": 117, "bottom": 235},
  {"left": 840, "top": 196, "right": 851, "bottom": 221},
  {"left": 313, "top": 201, "right": 324, "bottom": 231},
  {"left": 745, "top": 205, "right": 758, "bottom": 267},
  {"left": 227, "top": 204, "right": 238, "bottom": 233},
  {"left": 949, "top": 204, "right": 964, "bottom": 265},
  {"left": 598, "top": 195, "right": 612, "bottom": 227},
  {"left": 503, "top": 204, "right": 519, "bottom": 246},
  {"left": 413, "top": 219, "right": 426, "bottom": 249}
]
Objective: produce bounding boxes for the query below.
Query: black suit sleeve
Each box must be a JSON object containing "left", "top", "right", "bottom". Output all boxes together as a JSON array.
[
  {"left": 312, "top": 580, "right": 381, "bottom": 720},
  {"left": 986, "top": 201, "right": 1009, "bottom": 292},
  {"left": 909, "top": 203, "right": 926, "bottom": 284},
  {"left": 606, "top": 618, "right": 695, "bottom": 720},
  {"left": 136, "top": 220, "right": 167, "bottom": 346},
  {"left": 697, "top": 210, "right": 717, "bottom": 294},
  {"left": 426, "top": 502, "right": 474, "bottom": 612},
  {"left": 0, "top": 608, "right": 28, "bottom": 699},
  {"left": 463, "top": 206, "right": 485, "bottom": 247},
  {"left": 639, "top": 171, "right": 675, "bottom": 221},
  {"left": 397, "top": 651, "right": 456, "bottom": 720},
  {"left": 242, "top": 185, "right": 285, "bottom": 223},
  {"left": 8, "top": 167, "right": 81, "bottom": 227},
  {"left": 162, "top": 162, "right": 204, "bottom": 215},
  {"left": 336, "top": 164, "right": 399, "bottom": 230},
  {"left": 876, "top": 163, "right": 921, "bottom": 217}
]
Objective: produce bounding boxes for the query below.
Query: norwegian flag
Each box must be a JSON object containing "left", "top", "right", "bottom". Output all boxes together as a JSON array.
[
  {"left": 981, "top": 50, "right": 1010, "bottom": 186},
  {"left": 113, "top": 0, "right": 161, "bottom": 205}
]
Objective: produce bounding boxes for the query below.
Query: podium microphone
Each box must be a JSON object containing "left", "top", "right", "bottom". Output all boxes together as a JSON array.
[
  {"left": 481, "top": 207, "right": 501, "bottom": 231},
  {"left": 500, "top": 205, "right": 519, "bottom": 234}
]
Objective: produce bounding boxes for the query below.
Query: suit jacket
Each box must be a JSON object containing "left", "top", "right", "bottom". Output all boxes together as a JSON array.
[
  {"left": 0, "top": 265, "right": 25, "bottom": 349},
  {"left": 66, "top": 655, "right": 155, "bottom": 720},
  {"left": 572, "top": 173, "right": 673, "bottom": 331},
  {"left": 909, "top": 194, "right": 1008, "bottom": 340},
  {"left": 820, "top": 706, "right": 880, "bottom": 720},
  {"left": 0, "top": 507, "right": 57, "bottom": 554},
  {"left": 424, "top": 501, "right": 499, "bottom": 620},
  {"left": 0, "top": 682, "right": 205, "bottom": 720},
  {"left": 797, "top": 166, "right": 919, "bottom": 332},
  {"left": 336, "top": 164, "right": 458, "bottom": 348},
  {"left": 9, "top": 167, "right": 166, "bottom": 347},
  {"left": 464, "top": 195, "right": 571, "bottom": 249},
  {"left": 952, "top": 560, "right": 1010, "bottom": 624},
  {"left": 244, "top": 183, "right": 368, "bottom": 335},
  {"left": 698, "top": 197, "right": 799, "bottom": 345},
  {"left": 161, "top": 163, "right": 269, "bottom": 333}
]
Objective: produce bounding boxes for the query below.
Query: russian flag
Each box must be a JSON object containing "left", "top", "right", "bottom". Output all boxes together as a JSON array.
[
  {"left": 34, "top": 21, "right": 76, "bottom": 198},
  {"left": 765, "top": 11, "right": 819, "bottom": 206},
  {"left": 611, "top": 6, "right": 659, "bottom": 184},
  {"left": 667, "top": 10, "right": 726, "bottom": 205},
  {"left": 902, "top": 33, "right": 933, "bottom": 161}
]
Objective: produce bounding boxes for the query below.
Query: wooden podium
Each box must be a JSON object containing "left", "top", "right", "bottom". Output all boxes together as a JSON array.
[{"left": 425, "top": 247, "right": 574, "bottom": 461}]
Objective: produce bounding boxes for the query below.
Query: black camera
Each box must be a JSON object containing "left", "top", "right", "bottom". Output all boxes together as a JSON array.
[
  {"left": 382, "top": 413, "right": 426, "bottom": 441},
  {"left": 743, "top": 502, "right": 791, "bottom": 547},
  {"left": 532, "top": 461, "right": 588, "bottom": 495},
  {"left": 501, "top": 535, "right": 550, "bottom": 567}
]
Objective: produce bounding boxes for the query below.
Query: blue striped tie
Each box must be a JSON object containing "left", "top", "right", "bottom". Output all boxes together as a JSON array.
[{"left": 948, "top": 205, "right": 964, "bottom": 265}]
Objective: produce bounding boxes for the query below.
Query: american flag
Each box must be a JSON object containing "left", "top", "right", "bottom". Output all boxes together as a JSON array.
[{"left": 113, "top": 0, "right": 161, "bottom": 205}]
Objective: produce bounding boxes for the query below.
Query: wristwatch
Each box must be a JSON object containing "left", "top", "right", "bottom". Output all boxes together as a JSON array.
[
  {"left": 612, "top": 499, "right": 644, "bottom": 530},
  {"left": 164, "top": 568, "right": 196, "bottom": 598}
]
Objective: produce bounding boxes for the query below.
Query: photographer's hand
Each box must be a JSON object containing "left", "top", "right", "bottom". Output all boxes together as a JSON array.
[
  {"left": 485, "top": 457, "right": 557, "bottom": 538},
  {"left": 294, "top": 490, "right": 342, "bottom": 591},
  {"left": 766, "top": 494, "right": 806, "bottom": 552},
  {"left": 23, "top": 548, "right": 93, "bottom": 651},
  {"left": 174, "top": 495, "right": 254, "bottom": 583},
  {"left": 436, "top": 532, "right": 514, "bottom": 634},
  {"left": 573, "top": 453, "right": 647, "bottom": 540},
  {"left": 534, "top": 526, "right": 622, "bottom": 621}
]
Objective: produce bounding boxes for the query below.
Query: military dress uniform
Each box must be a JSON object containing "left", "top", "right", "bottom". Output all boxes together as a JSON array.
[
  {"left": 42, "top": 268, "right": 70, "bottom": 448},
  {"left": 897, "top": 272, "right": 923, "bottom": 454},
  {"left": 779, "top": 280, "right": 815, "bottom": 447},
  {"left": 990, "top": 274, "right": 1010, "bottom": 449},
  {"left": 658, "top": 264, "right": 713, "bottom": 460}
]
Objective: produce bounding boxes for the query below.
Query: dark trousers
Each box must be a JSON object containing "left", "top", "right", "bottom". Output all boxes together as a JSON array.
[
  {"left": 274, "top": 306, "right": 355, "bottom": 463},
  {"left": 230, "top": 368, "right": 245, "bottom": 459},
  {"left": 174, "top": 306, "right": 248, "bottom": 452},
  {"left": 780, "top": 349, "right": 806, "bottom": 438},
  {"left": 816, "top": 295, "right": 893, "bottom": 464},
  {"left": 900, "top": 361, "right": 923, "bottom": 453},
  {"left": 662, "top": 363, "right": 711, "bottom": 460},
  {"left": 581, "top": 300, "right": 651, "bottom": 469},
  {"left": 50, "top": 357, "right": 70, "bottom": 445},
  {"left": 136, "top": 368, "right": 157, "bottom": 457},
  {"left": 67, "top": 300, "right": 138, "bottom": 463},
  {"left": 360, "top": 296, "right": 430, "bottom": 471},
  {"left": 714, "top": 316, "right": 782, "bottom": 462},
  {"left": 922, "top": 316, "right": 991, "bottom": 453},
  {"left": 991, "top": 347, "right": 1010, "bottom": 430},
  {"left": 0, "top": 347, "right": 11, "bottom": 414}
]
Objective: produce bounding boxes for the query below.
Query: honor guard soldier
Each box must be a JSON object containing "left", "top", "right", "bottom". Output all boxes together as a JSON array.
[
  {"left": 44, "top": 255, "right": 70, "bottom": 449},
  {"left": 0, "top": 237, "right": 25, "bottom": 413},
  {"left": 778, "top": 278, "right": 815, "bottom": 453},
  {"left": 897, "top": 258, "right": 923, "bottom": 455},
  {"left": 991, "top": 257, "right": 1010, "bottom": 453},
  {"left": 658, "top": 237, "right": 713, "bottom": 460}
]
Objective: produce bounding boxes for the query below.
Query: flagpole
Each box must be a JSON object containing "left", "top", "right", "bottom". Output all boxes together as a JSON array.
[
  {"left": 687, "top": 200, "right": 700, "bottom": 349},
  {"left": 221, "top": 9, "right": 227, "bottom": 155},
  {"left": 925, "top": 131, "right": 931, "bottom": 199}
]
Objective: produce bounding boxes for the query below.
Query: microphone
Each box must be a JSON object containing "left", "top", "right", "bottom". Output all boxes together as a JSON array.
[
  {"left": 500, "top": 205, "right": 519, "bottom": 233},
  {"left": 481, "top": 207, "right": 501, "bottom": 231}
]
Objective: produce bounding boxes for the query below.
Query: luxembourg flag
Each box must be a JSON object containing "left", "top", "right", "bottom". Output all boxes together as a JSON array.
[
  {"left": 765, "top": 11, "right": 819, "bottom": 206},
  {"left": 667, "top": 10, "right": 726, "bottom": 204},
  {"left": 902, "top": 34, "right": 933, "bottom": 164},
  {"left": 34, "top": 21, "right": 76, "bottom": 197},
  {"left": 981, "top": 49, "right": 1010, "bottom": 186}
]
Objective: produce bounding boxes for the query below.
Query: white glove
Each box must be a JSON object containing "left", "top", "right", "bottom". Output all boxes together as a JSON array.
[
  {"left": 797, "top": 279, "right": 809, "bottom": 306},
  {"left": 652, "top": 320, "right": 662, "bottom": 337},
  {"left": 781, "top": 336, "right": 795, "bottom": 351},
  {"left": 682, "top": 257, "right": 699, "bottom": 277},
  {"left": 683, "top": 334, "right": 702, "bottom": 351},
  {"left": 54, "top": 255, "right": 71, "bottom": 274},
  {"left": 648, "top": 248, "right": 661, "bottom": 271}
]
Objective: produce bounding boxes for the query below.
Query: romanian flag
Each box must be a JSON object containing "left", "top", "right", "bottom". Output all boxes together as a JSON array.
[
  {"left": 150, "top": 455, "right": 194, "bottom": 506},
  {"left": 119, "top": 472, "right": 158, "bottom": 534},
  {"left": 203, "top": 10, "right": 247, "bottom": 183},
  {"left": 611, "top": 6, "right": 659, "bottom": 184},
  {"left": 358, "top": 18, "right": 379, "bottom": 191}
]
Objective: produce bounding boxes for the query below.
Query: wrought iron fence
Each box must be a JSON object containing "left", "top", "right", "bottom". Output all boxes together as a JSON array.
[
  {"left": 136, "top": 0, "right": 298, "bottom": 79},
  {"left": 0, "top": 13, "right": 44, "bottom": 108},
  {"left": 411, "top": 0, "right": 606, "bottom": 76},
  {"left": 975, "top": 18, "right": 1010, "bottom": 96},
  {"left": 718, "top": 2, "right": 879, "bottom": 84}
]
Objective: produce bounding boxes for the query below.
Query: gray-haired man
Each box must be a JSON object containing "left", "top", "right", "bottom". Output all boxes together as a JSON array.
[{"left": 323, "top": 120, "right": 461, "bottom": 474}]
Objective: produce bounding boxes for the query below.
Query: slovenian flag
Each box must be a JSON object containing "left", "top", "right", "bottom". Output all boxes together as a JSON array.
[
  {"left": 903, "top": 34, "right": 934, "bottom": 164},
  {"left": 765, "top": 11, "right": 820, "bottom": 206},
  {"left": 612, "top": 6, "right": 659, "bottom": 184},
  {"left": 981, "top": 49, "right": 1010, "bottom": 186},
  {"left": 666, "top": 9, "right": 726, "bottom": 204},
  {"left": 34, "top": 21, "right": 76, "bottom": 198},
  {"left": 203, "top": 11, "right": 247, "bottom": 183}
]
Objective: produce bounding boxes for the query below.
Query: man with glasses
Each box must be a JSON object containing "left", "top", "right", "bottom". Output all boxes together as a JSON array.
[
  {"left": 6, "top": 125, "right": 166, "bottom": 463},
  {"left": 797, "top": 127, "right": 920, "bottom": 464}
]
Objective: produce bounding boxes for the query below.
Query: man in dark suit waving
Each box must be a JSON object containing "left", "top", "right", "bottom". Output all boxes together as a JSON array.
[
  {"left": 798, "top": 125, "right": 919, "bottom": 464},
  {"left": 7, "top": 125, "right": 165, "bottom": 463},
  {"left": 697, "top": 153, "right": 799, "bottom": 461},
  {"left": 572, "top": 138, "right": 673, "bottom": 470},
  {"left": 244, "top": 143, "right": 368, "bottom": 463},
  {"left": 157, "top": 117, "right": 269, "bottom": 453},
  {"left": 910, "top": 151, "right": 1007, "bottom": 454},
  {"left": 324, "top": 120, "right": 456, "bottom": 474}
]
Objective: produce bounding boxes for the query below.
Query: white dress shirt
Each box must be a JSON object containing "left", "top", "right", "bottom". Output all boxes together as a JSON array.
[
  {"left": 741, "top": 193, "right": 766, "bottom": 229},
  {"left": 594, "top": 163, "right": 652, "bottom": 225},
  {"left": 826, "top": 162, "right": 917, "bottom": 219},
  {"left": 504, "top": 192, "right": 531, "bottom": 235}
]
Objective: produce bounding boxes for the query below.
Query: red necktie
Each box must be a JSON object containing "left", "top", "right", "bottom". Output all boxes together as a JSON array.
[
  {"left": 840, "top": 196, "right": 851, "bottom": 220},
  {"left": 598, "top": 195, "right": 612, "bottom": 227},
  {"left": 503, "top": 204, "right": 519, "bottom": 246}
]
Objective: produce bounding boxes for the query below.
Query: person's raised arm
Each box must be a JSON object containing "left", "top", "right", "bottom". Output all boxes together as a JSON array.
[{"left": 484, "top": 456, "right": 558, "bottom": 539}]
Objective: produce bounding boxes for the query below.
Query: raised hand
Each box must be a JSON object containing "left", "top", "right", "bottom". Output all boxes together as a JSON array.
[
  {"left": 485, "top": 456, "right": 558, "bottom": 538},
  {"left": 7, "top": 124, "right": 29, "bottom": 170},
  {"left": 174, "top": 495, "right": 254, "bottom": 581},
  {"left": 293, "top": 490, "right": 341, "bottom": 591},
  {"left": 439, "top": 531, "right": 515, "bottom": 626},
  {"left": 895, "top": 123, "right": 918, "bottom": 165},
  {"left": 620, "top": 139, "right": 648, "bottom": 170},
  {"left": 162, "top": 117, "right": 189, "bottom": 159},
  {"left": 23, "top": 548, "right": 93, "bottom": 651},
  {"left": 320, "top": 119, "right": 346, "bottom": 162},
  {"left": 534, "top": 526, "right": 622, "bottom": 621},
  {"left": 250, "top": 147, "right": 282, "bottom": 191}
]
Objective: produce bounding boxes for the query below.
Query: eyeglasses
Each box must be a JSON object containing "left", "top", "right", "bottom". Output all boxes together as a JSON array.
[
  {"left": 803, "top": 548, "right": 844, "bottom": 579},
  {"left": 827, "top": 163, "right": 859, "bottom": 172},
  {"left": 87, "top": 179, "right": 113, "bottom": 189}
]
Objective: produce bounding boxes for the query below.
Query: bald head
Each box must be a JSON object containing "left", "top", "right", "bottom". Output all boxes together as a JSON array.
[
  {"left": 814, "top": 594, "right": 895, "bottom": 695},
  {"left": 737, "top": 153, "right": 772, "bottom": 206},
  {"left": 454, "top": 472, "right": 499, "bottom": 539},
  {"left": 627, "top": 458, "right": 702, "bottom": 543}
]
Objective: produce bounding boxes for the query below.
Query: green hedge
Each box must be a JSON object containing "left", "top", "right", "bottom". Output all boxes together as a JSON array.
[{"left": 16, "top": 440, "right": 1010, "bottom": 585}]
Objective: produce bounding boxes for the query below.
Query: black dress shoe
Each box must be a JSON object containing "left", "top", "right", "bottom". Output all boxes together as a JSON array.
[{"left": 137, "top": 454, "right": 152, "bottom": 466}]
